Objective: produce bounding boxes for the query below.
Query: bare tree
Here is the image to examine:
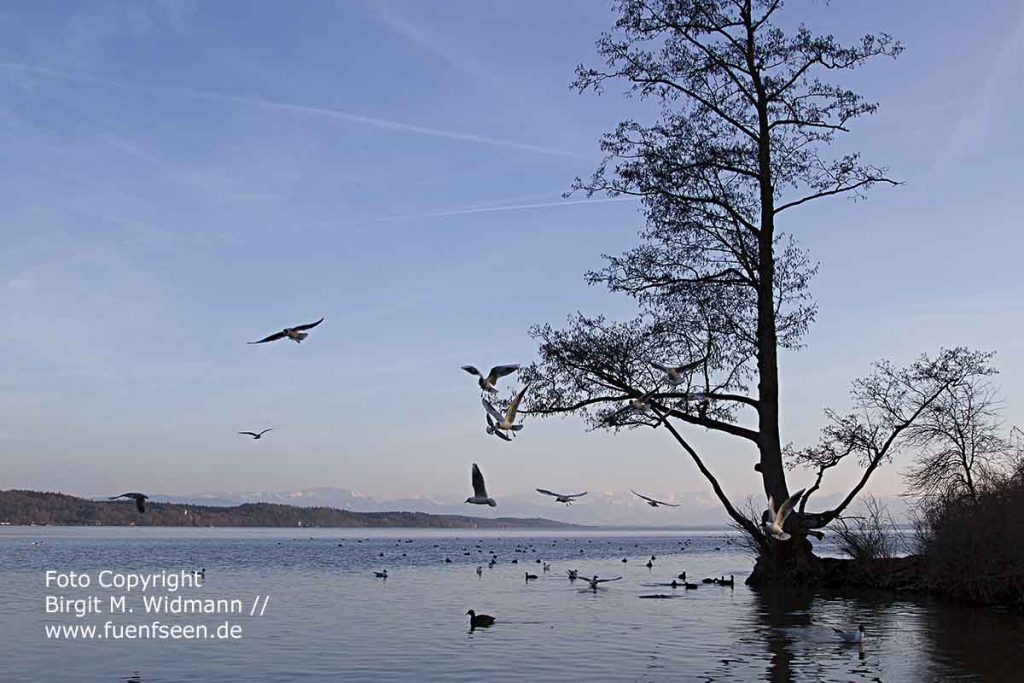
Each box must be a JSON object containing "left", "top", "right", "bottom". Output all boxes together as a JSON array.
[
  {"left": 902, "top": 376, "right": 1006, "bottom": 500},
  {"left": 522, "top": 0, "right": 919, "bottom": 546},
  {"left": 788, "top": 348, "right": 995, "bottom": 527}
]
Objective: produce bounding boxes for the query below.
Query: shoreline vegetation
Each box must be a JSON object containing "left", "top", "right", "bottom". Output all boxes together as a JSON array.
[{"left": 0, "top": 490, "right": 577, "bottom": 529}]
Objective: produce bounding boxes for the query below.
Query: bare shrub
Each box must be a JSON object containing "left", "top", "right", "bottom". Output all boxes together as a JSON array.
[{"left": 832, "top": 495, "right": 905, "bottom": 562}]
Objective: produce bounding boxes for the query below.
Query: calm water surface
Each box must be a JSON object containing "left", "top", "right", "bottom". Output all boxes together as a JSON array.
[{"left": 1, "top": 527, "right": 1021, "bottom": 681}]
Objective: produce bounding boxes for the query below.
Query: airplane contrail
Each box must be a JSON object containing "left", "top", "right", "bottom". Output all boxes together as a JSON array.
[
  {"left": 0, "top": 60, "right": 584, "bottom": 158},
  {"left": 375, "top": 196, "right": 638, "bottom": 222}
]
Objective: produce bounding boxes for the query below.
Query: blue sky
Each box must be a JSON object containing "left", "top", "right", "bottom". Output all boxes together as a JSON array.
[{"left": 1, "top": 1, "right": 1022, "bottom": 521}]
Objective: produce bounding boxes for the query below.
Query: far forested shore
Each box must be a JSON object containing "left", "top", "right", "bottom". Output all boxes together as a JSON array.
[{"left": 0, "top": 490, "right": 577, "bottom": 529}]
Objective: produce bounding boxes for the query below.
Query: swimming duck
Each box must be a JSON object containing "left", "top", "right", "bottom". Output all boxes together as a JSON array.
[
  {"left": 467, "top": 610, "right": 495, "bottom": 629},
  {"left": 833, "top": 625, "right": 866, "bottom": 643}
]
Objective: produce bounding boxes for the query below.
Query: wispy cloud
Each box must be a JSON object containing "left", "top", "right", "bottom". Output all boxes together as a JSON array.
[
  {"left": 0, "top": 60, "right": 583, "bottom": 158},
  {"left": 929, "top": 3, "right": 1024, "bottom": 174},
  {"left": 375, "top": 196, "right": 638, "bottom": 223}
]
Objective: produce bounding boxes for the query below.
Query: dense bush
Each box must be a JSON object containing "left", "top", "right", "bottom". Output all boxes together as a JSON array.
[{"left": 916, "top": 442, "right": 1024, "bottom": 605}]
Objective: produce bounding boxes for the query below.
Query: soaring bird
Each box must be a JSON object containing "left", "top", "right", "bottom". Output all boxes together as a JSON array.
[
  {"left": 466, "top": 610, "right": 495, "bottom": 629},
  {"left": 485, "top": 414, "right": 512, "bottom": 441},
  {"left": 482, "top": 384, "right": 529, "bottom": 437},
  {"left": 583, "top": 575, "right": 622, "bottom": 590},
  {"left": 465, "top": 464, "right": 497, "bottom": 507},
  {"left": 248, "top": 317, "right": 324, "bottom": 344},
  {"left": 765, "top": 489, "right": 806, "bottom": 541},
  {"left": 651, "top": 358, "right": 706, "bottom": 385},
  {"left": 461, "top": 364, "right": 520, "bottom": 394},
  {"left": 110, "top": 492, "right": 148, "bottom": 513},
  {"left": 238, "top": 428, "right": 273, "bottom": 439},
  {"left": 833, "top": 624, "right": 866, "bottom": 643},
  {"left": 535, "top": 489, "right": 587, "bottom": 505},
  {"left": 631, "top": 490, "right": 680, "bottom": 508}
]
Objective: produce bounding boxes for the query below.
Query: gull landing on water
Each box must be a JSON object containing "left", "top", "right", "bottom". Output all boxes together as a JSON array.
[
  {"left": 651, "top": 358, "right": 706, "bottom": 385},
  {"left": 631, "top": 490, "right": 680, "bottom": 508},
  {"left": 482, "top": 384, "right": 529, "bottom": 438},
  {"left": 110, "top": 492, "right": 148, "bottom": 513},
  {"left": 583, "top": 575, "right": 622, "bottom": 590},
  {"left": 535, "top": 489, "right": 587, "bottom": 505},
  {"left": 238, "top": 428, "right": 273, "bottom": 439},
  {"left": 461, "top": 364, "right": 520, "bottom": 394},
  {"left": 765, "top": 489, "right": 805, "bottom": 541},
  {"left": 248, "top": 317, "right": 324, "bottom": 344},
  {"left": 465, "top": 463, "right": 497, "bottom": 507}
]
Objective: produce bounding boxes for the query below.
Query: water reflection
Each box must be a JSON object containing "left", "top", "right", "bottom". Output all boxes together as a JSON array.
[{"left": 920, "top": 600, "right": 1024, "bottom": 682}]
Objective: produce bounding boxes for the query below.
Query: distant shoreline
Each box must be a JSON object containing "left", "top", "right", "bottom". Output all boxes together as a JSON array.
[{"left": 0, "top": 489, "right": 579, "bottom": 530}]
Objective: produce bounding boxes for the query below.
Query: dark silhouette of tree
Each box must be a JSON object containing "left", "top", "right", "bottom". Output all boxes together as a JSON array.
[
  {"left": 902, "top": 374, "right": 1006, "bottom": 500},
  {"left": 522, "top": 0, "right": 994, "bottom": 552}
]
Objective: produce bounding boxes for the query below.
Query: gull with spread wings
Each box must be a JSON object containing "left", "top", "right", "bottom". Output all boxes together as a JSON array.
[
  {"left": 535, "top": 489, "right": 588, "bottom": 505},
  {"left": 465, "top": 464, "right": 497, "bottom": 507},
  {"left": 461, "top": 364, "right": 520, "bottom": 394},
  {"left": 583, "top": 575, "right": 622, "bottom": 591},
  {"left": 632, "top": 490, "right": 680, "bottom": 508},
  {"left": 482, "top": 384, "right": 529, "bottom": 438},
  {"left": 765, "top": 489, "right": 805, "bottom": 541},
  {"left": 238, "top": 428, "right": 273, "bottom": 440},
  {"left": 248, "top": 317, "right": 324, "bottom": 344},
  {"left": 651, "top": 358, "right": 706, "bottom": 385},
  {"left": 109, "top": 492, "right": 149, "bottom": 513}
]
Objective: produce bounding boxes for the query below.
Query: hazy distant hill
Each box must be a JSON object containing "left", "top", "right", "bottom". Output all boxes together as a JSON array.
[{"left": 0, "top": 490, "right": 577, "bottom": 529}]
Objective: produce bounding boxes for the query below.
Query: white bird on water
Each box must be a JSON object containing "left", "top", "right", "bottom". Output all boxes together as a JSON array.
[
  {"left": 765, "top": 489, "right": 805, "bottom": 541},
  {"left": 461, "top": 364, "right": 520, "bottom": 394},
  {"left": 833, "top": 624, "right": 865, "bottom": 643},
  {"left": 247, "top": 317, "right": 324, "bottom": 344},
  {"left": 651, "top": 358, "right": 706, "bottom": 385},
  {"left": 482, "top": 384, "right": 529, "bottom": 437},
  {"left": 465, "top": 464, "right": 497, "bottom": 507},
  {"left": 583, "top": 575, "right": 622, "bottom": 590},
  {"left": 535, "top": 489, "right": 588, "bottom": 505}
]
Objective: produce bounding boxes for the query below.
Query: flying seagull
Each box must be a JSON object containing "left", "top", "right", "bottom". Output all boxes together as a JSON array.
[
  {"left": 461, "top": 364, "right": 520, "bottom": 394},
  {"left": 583, "top": 575, "right": 622, "bottom": 590},
  {"left": 465, "top": 463, "right": 497, "bottom": 507},
  {"left": 238, "top": 428, "right": 273, "bottom": 439},
  {"left": 482, "top": 384, "right": 529, "bottom": 437},
  {"left": 535, "top": 489, "right": 587, "bottom": 505},
  {"left": 833, "top": 624, "right": 866, "bottom": 643},
  {"left": 631, "top": 490, "right": 680, "bottom": 508},
  {"left": 629, "top": 388, "right": 660, "bottom": 412},
  {"left": 651, "top": 358, "right": 706, "bottom": 385},
  {"left": 765, "top": 489, "right": 805, "bottom": 541},
  {"left": 485, "top": 414, "right": 512, "bottom": 441},
  {"left": 248, "top": 317, "right": 324, "bottom": 344},
  {"left": 110, "top": 492, "right": 148, "bottom": 513}
]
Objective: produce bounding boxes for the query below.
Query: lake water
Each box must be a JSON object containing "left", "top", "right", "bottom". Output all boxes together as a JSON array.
[{"left": 1, "top": 527, "right": 1021, "bottom": 681}]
